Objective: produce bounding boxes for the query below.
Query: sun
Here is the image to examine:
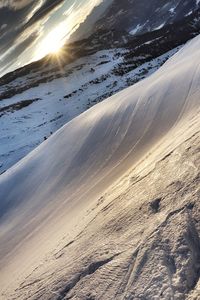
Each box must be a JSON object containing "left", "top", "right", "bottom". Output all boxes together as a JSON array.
[
  {"left": 48, "top": 41, "right": 63, "bottom": 55},
  {"left": 34, "top": 22, "right": 67, "bottom": 60}
]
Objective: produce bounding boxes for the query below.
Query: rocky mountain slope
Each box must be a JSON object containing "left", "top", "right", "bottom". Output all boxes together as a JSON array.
[
  {"left": 0, "top": 33, "right": 200, "bottom": 300},
  {"left": 72, "top": 0, "right": 200, "bottom": 39}
]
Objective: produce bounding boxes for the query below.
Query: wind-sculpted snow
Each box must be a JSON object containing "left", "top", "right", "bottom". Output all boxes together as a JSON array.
[
  {"left": 0, "top": 36, "right": 200, "bottom": 299},
  {"left": 0, "top": 47, "right": 180, "bottom": 174}
]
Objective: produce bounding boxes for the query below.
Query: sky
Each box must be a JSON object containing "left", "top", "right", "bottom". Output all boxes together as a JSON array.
[{"left": 0, "top": 0, "right": 102, "bottom": 77}]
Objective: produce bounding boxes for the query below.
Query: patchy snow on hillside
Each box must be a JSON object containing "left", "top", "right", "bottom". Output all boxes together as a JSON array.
[{"left": 129, "top": 24, "right": 144, "bottom": 35}]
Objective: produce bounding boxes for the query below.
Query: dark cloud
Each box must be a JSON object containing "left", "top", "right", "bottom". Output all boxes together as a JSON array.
[
  {"left": 0, "top": 33, "right": 39, "bottom": 77},
  {"left": 1, "top": 24, "right": 7, "bottom": 30},
  {"left": 0, "top": 0, "right": 35, "bottom": 10},
  {"left": 1, "top": 31, "right": 39, "bottom": 67},
  {"left": 26, "top": 0, "right": 65, "bottom": 27},
  {"left": 0, "top": 1, "right": 39, "bottom": 56}
]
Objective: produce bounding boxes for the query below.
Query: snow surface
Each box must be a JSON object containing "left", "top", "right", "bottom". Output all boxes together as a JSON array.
[
  {"left": 0, "top": 36, "right": 200, "bottom": 299},
  {"left": 129, "top": 24, "right": 144, "bottom": 35},
  {"left": 0, "top": 46, "right": 181, "bottom": 174}
]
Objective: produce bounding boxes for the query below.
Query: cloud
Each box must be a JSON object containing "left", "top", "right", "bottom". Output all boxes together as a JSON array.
[
  {"left": 1, "top": 23, "right": 7, "bottom": 30},
  {"left": 0, "top": 0, "right": 35, "bottom": 10},
  {"left": 0, "top": 30, "right": 39, "bottom": 75},
  {"left": 25, "top": 0, "right": 65, "bottom": 27}
]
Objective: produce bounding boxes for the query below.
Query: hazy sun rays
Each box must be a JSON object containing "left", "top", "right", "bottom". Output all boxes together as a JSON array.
[{"left": 34, "top": 22, "right": 69, "bottom": 61}]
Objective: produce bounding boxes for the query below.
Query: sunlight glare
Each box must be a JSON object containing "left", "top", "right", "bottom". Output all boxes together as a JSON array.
[{"left": 35, "top": 22, "right": 68, "bottom": 60}]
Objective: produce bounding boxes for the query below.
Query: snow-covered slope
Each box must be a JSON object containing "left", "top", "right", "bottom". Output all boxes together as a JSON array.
[
  {"left": 0, "top": 46, "right": 181, "bottom": 174},
  {"left": 0, "top": 35, "right": 200, "bottom": 299}
]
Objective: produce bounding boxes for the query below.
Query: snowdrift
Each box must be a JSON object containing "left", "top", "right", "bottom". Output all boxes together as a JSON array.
[{"left": 0, "top": 35, "right": 200, "bottom": 299}]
